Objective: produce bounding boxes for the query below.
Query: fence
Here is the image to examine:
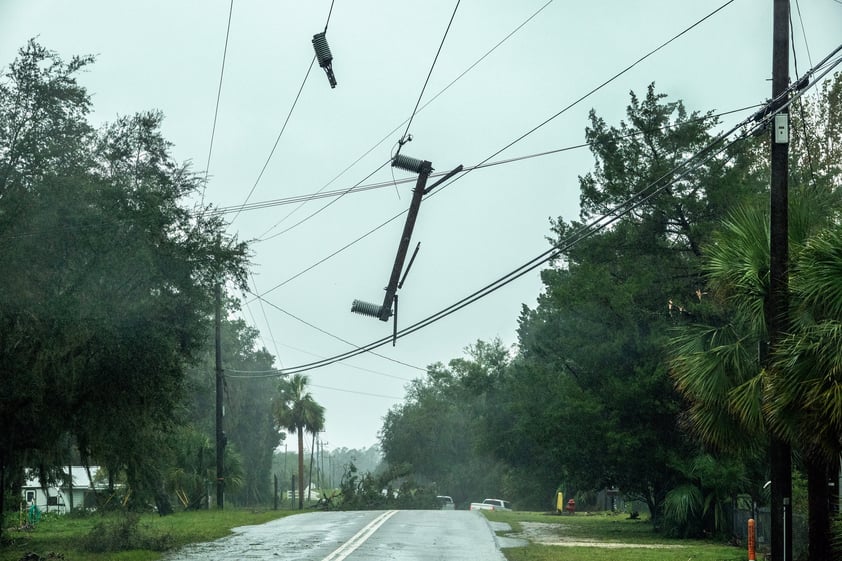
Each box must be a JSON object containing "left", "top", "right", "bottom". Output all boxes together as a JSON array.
[{"left": 732, "top": 506, "right": 807, "bottom": 559}]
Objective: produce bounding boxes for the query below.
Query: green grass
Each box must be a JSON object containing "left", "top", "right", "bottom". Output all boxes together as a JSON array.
[
  {"left": 483, "top": 511, "right": 744, "bottom": 561},
  {"left": 1, "top": 508, "right": 295, "bottom": 561}
]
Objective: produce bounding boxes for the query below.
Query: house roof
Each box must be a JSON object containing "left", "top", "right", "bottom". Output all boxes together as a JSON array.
[{"left": 23, "top": 466, "right": 107, "bottom": 489}]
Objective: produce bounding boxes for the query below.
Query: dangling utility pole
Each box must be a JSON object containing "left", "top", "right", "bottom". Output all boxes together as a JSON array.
[
  {"left": 215, "top": 283, "right": 225, "bottom": 509},
  {"left": 768, "top": 1, "right": 791, "bottom": 560}
]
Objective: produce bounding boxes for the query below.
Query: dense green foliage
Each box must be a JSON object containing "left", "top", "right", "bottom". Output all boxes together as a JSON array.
[
  {"left": 177, "top": 314, "right": 281, "bottom": 508},
  {"left": 380, "top": 340, "right": 509, "bottom": 508},
  {"left": 0, "top": 41, "right": 248, "bottom": 528}
]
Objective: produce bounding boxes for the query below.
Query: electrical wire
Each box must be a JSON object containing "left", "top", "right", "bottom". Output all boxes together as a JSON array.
[
  {"left": 789, "top": 2, "right": 818, "bottom": 190},
  {"left": 252, "top": 293, "right": 427, "bottom": 372},
  {"left": 201, "top": 0, "right": 234, "bottom": 209},
  {"left": 254, "top": 1, "right": 553, "bottom": 242},
  {"left": 202, "top": 105, "right": 760, "bottom": 220},
  {"left": 228, "top": 55, "right": 317, "bottom": 226},
  {"left": 247, "top": 270, "right": 284, "bottom": 368},
  {"left": 267, "top": 339, "right": 415, "bottom": 381},
  {"left": 249, "top": 52, "right": 841, "bottom": 376},
  {"left": 323, "top": 0, "right": 336, "bottom": 33},
  {"left": 247, "top": 0, "right": 741, "bottom": 293},
  {"left": 793, "top": 0, "right": 813, "bottom": 69},
  {"left": 224, "top": 369, "right": 403, "bottom": 399},
  {"left": 398, "top": 0, "right": 460, "bottom": 147},
  {"left": 259, "top": 159, "right": 391, "bottom": 242},
  {"left": 226, "top": 0, "right": 338, "bottom": 226},
  {"left": 249, "top": 105, "right": 761, "bottom": 298},
  {"left": 423, "top": 0, "right": 738, "bottom": 203}
]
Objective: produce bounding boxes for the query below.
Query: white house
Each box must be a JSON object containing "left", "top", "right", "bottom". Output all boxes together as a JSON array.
[{"left": 21, "top": 466, "right": 108, "bottom": 514}]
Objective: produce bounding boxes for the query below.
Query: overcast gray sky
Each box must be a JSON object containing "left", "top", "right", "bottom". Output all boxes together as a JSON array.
[{"left": 2, "top": 1, "right": 840, "bottom": 452}]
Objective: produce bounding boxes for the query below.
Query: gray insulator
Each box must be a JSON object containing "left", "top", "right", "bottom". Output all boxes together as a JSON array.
[
  {"left": 351, "top": 299, "right": 384, "bottom": 318},
  {"left": 392, "top": 154, "right": 425, "bottom": 173},
  {"left": 312, "top": 32, "right": 333, "bottom": 67}
]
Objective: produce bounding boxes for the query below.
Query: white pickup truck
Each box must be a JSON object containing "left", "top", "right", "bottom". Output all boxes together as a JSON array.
[{"left": 469, "top": 498, "right": 512, "bottom": 512}]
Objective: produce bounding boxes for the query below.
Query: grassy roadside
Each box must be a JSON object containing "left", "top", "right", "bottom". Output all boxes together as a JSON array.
[
  {"left": 0, "top": 508, "right": 295, "bottom": 561},
  {"left": 483, "top": 511, "right": 745, "bottom": 561}
]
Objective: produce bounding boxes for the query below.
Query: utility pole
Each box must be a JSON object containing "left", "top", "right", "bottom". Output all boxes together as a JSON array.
[
  {"left": 768, "top": 1, "right": 792, "bottom": 560},
  {"left": 215, "top": 283, "right": 225, "bottom": 509}
]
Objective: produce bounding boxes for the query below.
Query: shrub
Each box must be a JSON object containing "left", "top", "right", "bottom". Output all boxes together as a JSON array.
[{"left": 79, "top": 512, "right": 174, "bottom": 553}]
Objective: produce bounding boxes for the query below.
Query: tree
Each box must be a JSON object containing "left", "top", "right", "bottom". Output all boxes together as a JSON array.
[
  {"left": 670, "top": 192, "right": 842, "bottom": 559},
  {"left": 0, "top": 41, "right": 248, "bottom": 530},
  {"left": 183, "top": 312, "right": 281, "bottom": 507},
  {"left": 490, "top": 84, "right": 767, "bottom": 522},
  {"left": 379, "top": 340, "right": 508, "bottom": 508},
  {"left": 669, "top": 73, "right": 842, "bottom": 560},
  {"left": 273, "top": 374, "right": 325, "bottom": 509}
]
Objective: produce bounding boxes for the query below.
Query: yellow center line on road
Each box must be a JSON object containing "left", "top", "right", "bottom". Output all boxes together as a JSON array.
[{"left": 321, "top": 510, "right": 399, "bottom": 561}]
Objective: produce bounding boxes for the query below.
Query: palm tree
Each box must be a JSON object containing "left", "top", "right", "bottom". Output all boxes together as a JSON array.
[
  {"left": 273, "top": 374, "right": 325, "bottom": 510},
  {"left": 670, "top": 194, "right": 842, "bottom": 560},
  {"left": 768, "top": 226, "right": 842, "bottom": 560}
]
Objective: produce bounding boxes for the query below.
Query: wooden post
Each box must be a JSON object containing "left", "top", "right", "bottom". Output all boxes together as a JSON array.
[
  {"left": 215, "top": 283, "right": 224, "bottom": 509},
  {"left": 768, "top": 1, "right": 792, "bottom": 560}
]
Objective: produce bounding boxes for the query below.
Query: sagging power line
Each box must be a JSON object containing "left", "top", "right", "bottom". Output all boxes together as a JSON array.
[{"left": 249, "top": 49, "right": 842, "bottom": 376}]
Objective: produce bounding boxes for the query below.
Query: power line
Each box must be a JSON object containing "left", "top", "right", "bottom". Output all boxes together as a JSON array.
[
  {"left": 0, "top": 105, "right": 761, "bottom": 245},
  {"left": 247, "top": 0, "right": 740, "bottom": 296},
  {"left": 228, "top": 56, "right": 317, "bottom": 226},
  {"left": 253, "top": 1, "right": 553, "bottom": 241},
  {"left": 224, "top": 369, "right": 403, "bottom": 399},
  {"left": 425, "top": 0, "right": 738, "bottom": 200},
  {"left": 266, "top": 338, "right": 416, "bottom": 381},
  {"left": 793, "top": 0, "right": 813, "bottom": 69},
  {"left": 255, "top": 0, "right": 454, "bottom": 238},
  {"left": 201, "top": 0, "right": 234, "bottom": 209},
  {"left": 323, "top": 0, "right": 336, "bottom": 32},
  {"left": 253, "top": 53, "right": 841, "bottom": 376},
  {"left": 227, "top": 0, "right": 339, "bottom": 226},
  {"left": 246, "top": 271, "right": 284, "bottom": 368},
  {"left": 248, "top": 105, "right": 760, "bottom": 297},
  {"left": 272, "top": 132, "right": 748, "bottom": 374},
  {"left": 258, "top": 159, "right": 390, "bottom": 241},
  {"left": 251, "top": 292, "right": 427, "bottom": 372},
  {"left": 202, "top": 104, "right": 760, "bottom": 220},
  {"left": 398, "top": 0, "right": 460, "bottom": 147}
]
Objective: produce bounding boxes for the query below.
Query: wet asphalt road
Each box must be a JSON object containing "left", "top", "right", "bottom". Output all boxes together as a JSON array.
[{"left": 163, "top": 510, "right": 510, "bottom": 561}]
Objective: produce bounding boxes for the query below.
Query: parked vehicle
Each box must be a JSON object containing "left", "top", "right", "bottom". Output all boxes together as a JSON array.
[
  {"left": 436, "top": 495, "right": 455, "bottom": 510},
  {"left": 469, "top": 498, "right": 512, "bottom": 511}
]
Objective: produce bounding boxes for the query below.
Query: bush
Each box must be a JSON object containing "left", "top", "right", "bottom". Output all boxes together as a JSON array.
[{"left": 79, "top": 512, "right": 174, "bottom": 553}]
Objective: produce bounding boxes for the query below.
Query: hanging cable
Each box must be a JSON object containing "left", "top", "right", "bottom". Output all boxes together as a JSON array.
[
  {"left": 789, "top": 3, "right": 819, "bottom": 190},
  {"left": 397, "top": 0, "right": 460, "bottom": 151},
  {"left": 260, "top": 159, "right": 391, "bottom": 241},
  {"left": 793, "top": 0, "right": 813, "bottom": 69},
  {"left": 200, "top": 0, "right": 234, "bottom": 209},
  {"left": 269, "top": 340, "right": 414, "bottom": 381},
  {"left": 199, "top": 104, "right": 760, "bottom": 220},
  {"left": 251, "top": 294, "right": 427, "bottom": 372},
  {"left": 251, "top": 103, "right": 762, "bottom": 298},
  {"left": 248, "top": 54, "right": 841, "bottom": 375},
  {"left": 255, "top": 1, "right": 553, "bottom": 241},
  {"left": 254, "top": 0, "right": 737, "bottom": 248},
  {"left": 247, "top": 270, "right": 284, "bottom": 368},
  {"left": 228, "top": 56, "right": 317, "bottom": 226},
  {"left": 0, "top": 105, "right": 762, "bottom": 245}
]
